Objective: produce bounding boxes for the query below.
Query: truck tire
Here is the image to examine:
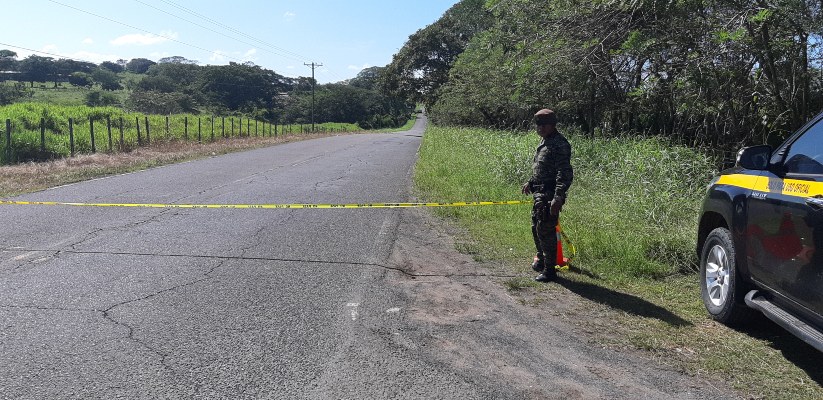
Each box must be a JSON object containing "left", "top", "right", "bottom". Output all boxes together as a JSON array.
[{"left": 700, "top": 227, "right": 754, "bottom": 325}]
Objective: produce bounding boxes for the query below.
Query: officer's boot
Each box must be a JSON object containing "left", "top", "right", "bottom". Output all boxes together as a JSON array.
[{"left": 534, "top": 263, "right": 557, "bottom": 283}]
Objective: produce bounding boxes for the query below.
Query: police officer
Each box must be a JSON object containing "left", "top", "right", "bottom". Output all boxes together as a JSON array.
[{"left": 521, "top": 109, "right": 573, "bottom": 282}]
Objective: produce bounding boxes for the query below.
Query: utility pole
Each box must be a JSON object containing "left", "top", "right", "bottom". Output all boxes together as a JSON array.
[{"left": 304, "top": 62, "right": 322, "bottom": 132}]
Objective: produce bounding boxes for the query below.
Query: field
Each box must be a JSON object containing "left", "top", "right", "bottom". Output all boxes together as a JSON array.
[
  {"left": 0, "top": 103, "right": 359, "bottom": 164},
  {"left": 414, "top": 126, "right": 823, "bottom": 399}
]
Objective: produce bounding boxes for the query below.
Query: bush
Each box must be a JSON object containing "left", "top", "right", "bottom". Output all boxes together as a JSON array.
[
  {"left": 85, "top": 91, "right": 120, "bottom": 107},
  {"left": 0, "top": 83, "right": 30, "bottom": 105}
]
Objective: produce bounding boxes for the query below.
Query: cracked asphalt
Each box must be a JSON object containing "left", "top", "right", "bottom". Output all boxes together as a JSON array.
[
  {"left": 0, "top": 116, "right": 736, "bottom": 399},
  {"left": 0, "top": 117, "right": 474, "bottom": 399}
]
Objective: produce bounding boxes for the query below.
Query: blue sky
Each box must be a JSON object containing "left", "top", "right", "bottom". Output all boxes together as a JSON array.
[{"left": 0, "top": 0, "right": 459, "bottom": 83}]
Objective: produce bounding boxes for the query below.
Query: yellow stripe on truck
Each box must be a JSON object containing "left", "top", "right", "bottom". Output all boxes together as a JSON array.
[{"left": 716, "top": 174, "right": 823, "bottom": 197}]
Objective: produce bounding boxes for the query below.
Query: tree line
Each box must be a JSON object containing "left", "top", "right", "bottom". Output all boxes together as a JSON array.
[
  {"left": 383, "top": 0, "right": 823, "bottom": 152},
  {"left": 0, "top": 52, "right": 411, "bottom": 129}
]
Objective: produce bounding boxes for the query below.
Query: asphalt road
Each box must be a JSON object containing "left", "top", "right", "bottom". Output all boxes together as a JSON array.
[
  {"left": 0, "top": 117, "right": 484, "bottom": 399},
  {"left": 0, "top": 116, "right": 735, "bottom": 399}
]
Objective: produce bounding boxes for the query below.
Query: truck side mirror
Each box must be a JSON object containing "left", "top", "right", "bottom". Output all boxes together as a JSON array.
[{"left": 736, "top": 145, "right": 772, "bottom": 170}]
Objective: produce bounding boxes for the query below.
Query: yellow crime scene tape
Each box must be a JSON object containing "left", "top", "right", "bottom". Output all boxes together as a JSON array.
[
  {"left": 0, "top": 198, "right": 578, "bottom": 270},
  {"left": 0, "top": 199, "right": 530, "bottom": 209}
]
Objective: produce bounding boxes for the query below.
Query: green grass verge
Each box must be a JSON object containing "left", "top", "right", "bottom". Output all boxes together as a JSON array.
[{"left": 414, "top": 125, "right": 823, "bottom": 399}]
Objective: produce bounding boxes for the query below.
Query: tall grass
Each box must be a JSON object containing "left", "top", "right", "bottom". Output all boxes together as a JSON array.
[
  {"left": 0, "top": 103, "right": 359, "bottom": 164},
  {"left": 414, "top": 126, "right": 717, "bottom": 280}
]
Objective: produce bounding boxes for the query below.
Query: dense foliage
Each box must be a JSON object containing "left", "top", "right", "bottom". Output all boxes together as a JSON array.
[
  {"left": 0, "top": 54, "right": 411, "bottom": 129},
  {"left": 393, "top": 0, "right": 823, "bottom": 152}
]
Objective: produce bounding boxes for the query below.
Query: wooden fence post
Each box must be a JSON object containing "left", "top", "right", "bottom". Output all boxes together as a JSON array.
[
  {"left": 106, "top": 116, "right": 112, "bottom": 152},
  {"left": 69, "top": 118, "right": 75, "bottom": 157},
  {"left": 231, "top": 118, "right": 235, "bottom": 137},
  {"left": 89, "top": 117, "right": 96, "bottom": 153},
  {"left": 119, "top": 117, "right": 124, "bottom": 151},
  {"left": 184, "top": 116, "right": 189, "bottom": 140},
  {"left": 144, "top": 116, "right": 150, "bottom": 144},
  {"left": 40, "top": 118, "right": 46, "bottom": 155},
  {"left": 165, "top": 115, "right": 170, "bottom": 139},
  {"left": 222, "top": 117, "right": 225, "bottom": 138},
  {"left": 211, "top": 116, "right": 215, "bottom": 142},
  {"left": 136, "top": 117, "right": 142, "bottom": 146},
  {"left": 5, "top": 119, "right": 11, "bottom": 162},
  {"left": 198, "top": 117, "right": 202, "bottom": 143}
]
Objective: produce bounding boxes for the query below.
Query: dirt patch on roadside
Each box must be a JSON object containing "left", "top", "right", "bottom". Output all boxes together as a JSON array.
[{"left": 385, "top": 207, "right": 733, "bottom": 399}]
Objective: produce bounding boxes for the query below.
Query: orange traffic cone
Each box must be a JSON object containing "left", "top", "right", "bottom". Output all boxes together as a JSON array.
[{"left": 556, "top": 225, "right": 569, "bottom": 268}]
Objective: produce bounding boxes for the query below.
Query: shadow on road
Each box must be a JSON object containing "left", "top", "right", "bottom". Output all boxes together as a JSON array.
[{"left": 555, "top": 276, "right": 692, "bottom": 327}]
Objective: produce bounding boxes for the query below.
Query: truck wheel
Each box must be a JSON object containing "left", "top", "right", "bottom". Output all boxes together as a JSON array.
[{"left": 700, "top": 227, "right": 754, "bottom": 325}]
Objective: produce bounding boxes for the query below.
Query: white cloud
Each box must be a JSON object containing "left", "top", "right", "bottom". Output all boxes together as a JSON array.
[
  {"left": 283, "top": 12, "right": 296, "bottom": 21},
  {"left": 210, "top": 50, "right": 227, "bottom": 63},
  {"left": 348, "top": 64, "right": 370, "bottom": 71},
  {"left": 110, "top": 31, "right": 178, "bottom": 46},
  {"left": 148, "top": 51, "right": 172, "bottom": 60},
  {"left": 82, "top": 38, "right": 94, "bottom": 45},
  {"left": 242, "top": 48, "right": 257, "bottom": 62},
  {"left": 67, "top": 51, "right": 122, "bottom": 64}
]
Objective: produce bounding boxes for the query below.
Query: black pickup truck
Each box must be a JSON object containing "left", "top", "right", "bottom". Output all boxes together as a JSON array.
[{"left": 697, "top": 113, "right": 823, "bottom": 351}]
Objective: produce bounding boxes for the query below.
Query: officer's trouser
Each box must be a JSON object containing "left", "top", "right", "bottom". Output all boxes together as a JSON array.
[{"left": 531, "top": 193, "right": 558, "bottom": 271}]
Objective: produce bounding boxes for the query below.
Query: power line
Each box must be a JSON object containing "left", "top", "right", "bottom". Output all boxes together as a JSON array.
[
  {"left": 0, "top": 43, "right": 93, "bottom": 64},
  {"left": 38, "top": 1, "right": 357, "bottom": 85},
  {"left": 157, "top": 0, "right": 311, "bottom": 62},
  {"left": 132, "top": 0, "right": 309, "bottom": 64},
  {"left": 154, "top": 1, "right": 350, "bottom": 84},
  {"left": 48, "top": 0, "right": 251, "bottom": 65}
]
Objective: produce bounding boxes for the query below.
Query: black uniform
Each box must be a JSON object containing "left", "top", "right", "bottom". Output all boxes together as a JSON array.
[{"left": 528, "top": 132, "right": 573, "bottom": 272}]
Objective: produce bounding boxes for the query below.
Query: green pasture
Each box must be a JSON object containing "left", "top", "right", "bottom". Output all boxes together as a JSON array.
[{"left": 0, "top": 103, "right": 359, "bottom": 164}]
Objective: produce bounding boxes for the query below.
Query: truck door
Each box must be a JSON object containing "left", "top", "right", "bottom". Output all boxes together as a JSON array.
[{"left": 747, "top": 121, "right": 823, "bottom": 320}]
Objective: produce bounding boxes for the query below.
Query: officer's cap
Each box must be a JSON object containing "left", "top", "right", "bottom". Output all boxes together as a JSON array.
[{"left": 534, "top": 109, "right": 557, "bottom": 126}]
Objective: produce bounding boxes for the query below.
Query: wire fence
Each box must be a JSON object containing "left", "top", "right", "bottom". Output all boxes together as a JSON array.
[{"left": 1, "top": 115, "right": 355, "bottom": 165}]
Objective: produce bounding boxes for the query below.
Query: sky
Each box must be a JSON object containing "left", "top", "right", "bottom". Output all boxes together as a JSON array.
[{"left": 0, "top": 0, "right": 460, "bottom": 84}]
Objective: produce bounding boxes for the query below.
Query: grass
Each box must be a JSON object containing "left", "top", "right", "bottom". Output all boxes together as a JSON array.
[
  {"left": 0, "top": 103, "right": 360, "bottom": 164},
  {"left": 413, "top": 125, "right": 823, "bottom": 399}
]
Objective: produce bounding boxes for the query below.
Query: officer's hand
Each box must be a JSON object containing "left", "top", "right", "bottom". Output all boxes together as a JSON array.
[
  {"left": 549, "top": 198, "right": 563, "bottom": 215},
  {"left": 522, "top": 182, "right": 531, "bottom": 194}
]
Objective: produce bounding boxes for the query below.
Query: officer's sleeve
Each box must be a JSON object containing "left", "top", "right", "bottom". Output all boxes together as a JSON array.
[{"left": 553, "top": 140, "right": 573, "bottom": 203}]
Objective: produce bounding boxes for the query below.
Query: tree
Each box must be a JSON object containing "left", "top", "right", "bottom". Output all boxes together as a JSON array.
[
  {"left": 135, "top": 75, "right": 178, "bottom": 93},
  {"left": 100, "top": 61, "right": 124, "bottom": 73},
  {"left": 85, "top": 90, "right": 119, "bottom": 107},
  {"left": 159, "top": 56, "right": 198, "bottom": 64},
  {"left": 420, "top": 0, "right": 823, "bottom": 150},
  {"left": 196, "top": 62, "right": 286, "bottom": 113},
  {"left": 125, "top": 58, "right": 156, "bottom": 74},
  {"left": 382, "top": 0, "right": 492, "bottom": 107},
  {"left": 53, "top": 59, "right": 96, "bottom": 86},
  {"left": 146, "top": 62, "right": 201, "bottom": 88},
  {"left": 0, "top": 50, "right": 18, "bottom": 80},
  {"left": 349, "top": 66, "right": 384, "bottom": 91},
  {"left": 18, "top": 55, "right": 55, "bottom": 87},
  {"left": 68, "top": 72, "right": 93, "bottom": 88},
  {"left": 92, "top": 68, "right": 122, "bottom": 90}
]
